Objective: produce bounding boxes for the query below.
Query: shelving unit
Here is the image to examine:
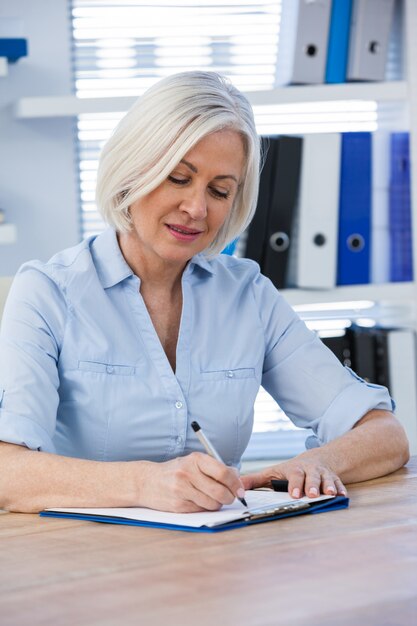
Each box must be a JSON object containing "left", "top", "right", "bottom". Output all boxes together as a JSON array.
[
  {"left": 12, "top": 82, "right": 415, "bottom": 308},
  {"left": 14, "top": 81, "right": 408, "bottom": 119},
  {"left": 284, "top": 282, "right": 414, "bottom": 307}
]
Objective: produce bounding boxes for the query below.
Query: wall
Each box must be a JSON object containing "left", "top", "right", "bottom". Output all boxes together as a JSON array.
[{"left": 0, "top": 0, "right": 79, "bottom": 276}]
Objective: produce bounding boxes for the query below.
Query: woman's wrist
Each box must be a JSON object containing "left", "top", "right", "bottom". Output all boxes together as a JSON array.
[{"left": 118, "top": 460, "right": 155, "bottom": 508}]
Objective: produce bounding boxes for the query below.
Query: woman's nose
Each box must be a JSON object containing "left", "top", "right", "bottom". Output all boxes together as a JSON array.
[{"left": 179, "top": 187, "right": 208, "bottom": 220}]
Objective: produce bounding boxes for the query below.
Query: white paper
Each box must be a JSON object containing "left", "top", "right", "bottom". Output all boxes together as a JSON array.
[{"left": 46, "top": 491, "right": 334, "bottom": 528}]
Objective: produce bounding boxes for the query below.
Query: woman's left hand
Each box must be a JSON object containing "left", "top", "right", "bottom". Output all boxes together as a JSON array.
[{"left": 241, "top": 454, "right": 347, "bottom": 499}]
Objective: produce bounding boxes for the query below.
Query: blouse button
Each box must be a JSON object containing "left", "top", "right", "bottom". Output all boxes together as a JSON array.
[
  {"left": 175, "top": 401, "right": 183, "bottom": 409},
  {"left": 106, "top": 366, "right": 114, "bottom": 374},
  {"left": 227, "top": 370, "right": 234, "bottom": 378}
]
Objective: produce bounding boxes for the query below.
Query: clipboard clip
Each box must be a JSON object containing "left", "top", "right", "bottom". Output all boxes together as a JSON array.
[{"left": 246, "top": 501, "right": 311, "bottom": 521}]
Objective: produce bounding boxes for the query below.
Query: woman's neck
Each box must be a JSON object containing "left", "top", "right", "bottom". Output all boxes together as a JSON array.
[{"left": 117, "top": 231, "right": 186, "bottom": 294}]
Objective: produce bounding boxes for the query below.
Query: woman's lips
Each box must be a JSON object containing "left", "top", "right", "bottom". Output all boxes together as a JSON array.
[{"left": 166, "top": 224, "right": 203, "bottom": 242}]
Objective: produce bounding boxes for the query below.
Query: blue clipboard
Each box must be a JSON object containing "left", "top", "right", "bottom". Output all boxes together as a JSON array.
[{"left": 40, "top": 496, "right": 349, "bottom": 533}]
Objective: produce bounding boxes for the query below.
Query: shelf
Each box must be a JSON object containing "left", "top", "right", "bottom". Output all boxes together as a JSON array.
[
  {"left": 14, "top": 81, "right": 408, "bottom": 119},
  {"left": 15, "top": 95, "right": 138, "bottom": 119},
  {"left": 282, "top": 282, "right": 415, "bottom": 308},
  {"left": 0, "top": 57, "right": 7, "bottom": 77},
  {"left": 0, "top": 223, "right": 17, "bottom": 244}
]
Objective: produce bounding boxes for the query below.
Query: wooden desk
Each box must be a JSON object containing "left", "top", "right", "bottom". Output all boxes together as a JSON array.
[{"left": 1, "top": 458, "right": 416, "bottom": 626}]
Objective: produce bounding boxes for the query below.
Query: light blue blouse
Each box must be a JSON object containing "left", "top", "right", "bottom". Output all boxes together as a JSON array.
[{"left": 0, "top": 228, "right": 393, "bottom": 466}]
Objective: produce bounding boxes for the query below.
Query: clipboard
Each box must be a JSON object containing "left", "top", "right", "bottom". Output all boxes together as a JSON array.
[{"left": 40, "top": 492, "right": 349, "bottom": 533}]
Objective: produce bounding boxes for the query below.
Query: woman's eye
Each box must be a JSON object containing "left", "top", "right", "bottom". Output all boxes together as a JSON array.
[
  {"left": 210, "top": 187, "right": 230, "bottom": 200},
  {"left": 168, "top": 175, "right": 188, "bottom": 185}
]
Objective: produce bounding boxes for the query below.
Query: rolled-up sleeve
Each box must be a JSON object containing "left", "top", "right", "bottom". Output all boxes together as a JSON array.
[
  {"left": 253, "top": 273, "right": 394, "bottom": 448},
  {"left": 0, "top": 263, "right": 67, "bottom": 452}
]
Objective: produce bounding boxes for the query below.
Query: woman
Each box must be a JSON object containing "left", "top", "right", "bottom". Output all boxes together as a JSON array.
[{"left": 0, "top": 71, "right": 409, "bottom": 514}]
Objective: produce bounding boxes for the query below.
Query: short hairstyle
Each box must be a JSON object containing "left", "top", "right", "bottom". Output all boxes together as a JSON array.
[{"left": 95, "top": 71, "right": 260, "bottom": 256}]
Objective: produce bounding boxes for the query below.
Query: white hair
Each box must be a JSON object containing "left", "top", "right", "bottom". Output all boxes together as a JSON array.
[{"left": 95, "top": 71, "right": 260, "bottom": 256}]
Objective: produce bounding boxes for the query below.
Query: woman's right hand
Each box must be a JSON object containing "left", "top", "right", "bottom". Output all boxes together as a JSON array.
[{"left": 137, "top": 452, "right": 246, "bottom": 513}]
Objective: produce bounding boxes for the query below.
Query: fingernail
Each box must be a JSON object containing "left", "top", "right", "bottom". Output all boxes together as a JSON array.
[
  {"left": 340, "top": 490, "right": 347, "bottom": 496},
  {"left": 327, "top": 486, "right": 336, "bottom": 494},
  {"left": 292, "top": 488, "right": 300, "bottom": 498},
  {"left": 237, "top": 488, "right": 245, "bottom": 499},
  {"left": 309, "top": 487, "right": 318, "bottom": 497}
]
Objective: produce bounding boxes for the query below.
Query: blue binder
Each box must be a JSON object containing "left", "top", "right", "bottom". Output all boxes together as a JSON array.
[
  {"left": 221, "top": 238, "right": 238, "bottom": 256},
  {"left": 0, "top": 38, "right": 28, "bottom": 62},
  {"left": 389, "top": 133, "right": 413, "bottom": 282},
  {"left": 337, "top": 132, "right": 372, "bottom": 285},
  {"left": 325, "top": 0, "right": 353, "bottom": 83}
]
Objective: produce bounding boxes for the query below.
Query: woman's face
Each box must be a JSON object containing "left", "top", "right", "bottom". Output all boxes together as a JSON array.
[{"left": 124, "top": 129, "right": 246, "bottom": 271}]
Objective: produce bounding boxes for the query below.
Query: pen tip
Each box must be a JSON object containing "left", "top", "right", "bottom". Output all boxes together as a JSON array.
[
  {"left": 191, "top": 421, "right": 200, "bottom": 432},
  {"left": 240, "top": 497, "right": 248, "bottom": 508}
]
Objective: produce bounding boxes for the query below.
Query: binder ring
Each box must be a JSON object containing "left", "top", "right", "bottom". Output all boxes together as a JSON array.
[
  {"left": 269, "top": 231, "right": 290, "bottom": 252},
  {"left": 347, "top": 233, "right": 365, "bottom": 252},
  {"left": 369, "top": 41, "right": 380, "bottom": 55},
  {"left": 313, "top": 233, "right": 326, "bottom": 247},
  {"left": 305, "top": 44, "right": 317, "bottom": 57}
]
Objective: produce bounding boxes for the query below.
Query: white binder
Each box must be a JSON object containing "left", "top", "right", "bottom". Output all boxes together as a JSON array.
[
  {"left": 347, "top": 0, "right": 395, "bottom": 81},
  {"left": 287, "top": 133, "right": 341, "bottom": 289},
  {"left": 276, "top": 0, "right": 332, "bottom": 85},
  {"left": 371, "top": 132, "right": 390, "bottom": 284},
  {"left": 388, "top": 329, "right": 417, "bottom": 456}
]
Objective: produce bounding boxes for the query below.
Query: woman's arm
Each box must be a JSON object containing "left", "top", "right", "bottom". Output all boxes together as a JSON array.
[
  {"left": 0, "top": 442, "right": 245, "bottom": 513},
  {"left": 241, "top": 410, "right": 410, "bottom": 498}
]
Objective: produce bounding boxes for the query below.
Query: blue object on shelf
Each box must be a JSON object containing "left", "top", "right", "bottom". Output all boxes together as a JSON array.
[
  {"left": 0, "top": 38, "right": 28, "bottom": 62},
  {"left": 221, "top": 238, "right": 238, "bottom": 255},
  {"left": 325, "top": 0, "right": 353, "bottom": 84},
  {"left": 389, "top": 133, "right": 413, "bottom": 282},
  {"left": 337, "top": 132, "right": 372, "bottom": 285}
]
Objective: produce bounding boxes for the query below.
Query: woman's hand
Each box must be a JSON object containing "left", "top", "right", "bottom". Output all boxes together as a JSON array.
[
  {"left": 138, "top": 452, "right": 246, "bottom": 513},
  {"left": 241, "top": 454, "right": 347, "bottom": 499}
]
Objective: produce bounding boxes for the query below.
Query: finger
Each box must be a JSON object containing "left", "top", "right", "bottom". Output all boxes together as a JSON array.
[
  {"left": 190, "top": 470, "right": 237, "bottom": 507},
  {"left": 170, "top": 477, "right": 225, "bottom": 512},
  {"left": 287, "top": 466, "right": 307, "bottom": 499},
  {"left": 303, "top": 468, "right": 323, "bottom": 498},
  {"left": 320, "top": 471, "right": 338, "bottom": 496},
  {"left": 187, "top": 485, "right": 225, "bottom": 511},
  {"left": 240, "top": 471, "right": 267, "bottom": 491},
  {"left": 171, "top": 495, "right": 218, "bottom": 514},
  {"left": 334, "top": 478, "right": 348, "bottom": 496},
  {"left": 195, "top": 453, "right": 245, "bottom": 500}
]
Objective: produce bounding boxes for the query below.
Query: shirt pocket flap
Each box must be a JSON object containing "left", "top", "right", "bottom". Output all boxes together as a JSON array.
[
  {"left": 200, "top": 367, "right": 255, "bottom": 381},
  {"left": 78, "top": 360, "right": 135, "bottom": 376}
]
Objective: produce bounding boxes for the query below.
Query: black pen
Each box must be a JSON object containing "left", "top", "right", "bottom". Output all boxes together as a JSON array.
[{"left": 191, "top": 421, "right": 248, "bottom": 508}]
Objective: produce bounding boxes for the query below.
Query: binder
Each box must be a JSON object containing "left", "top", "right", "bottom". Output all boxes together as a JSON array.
[
  {"left": 40, "top": 490, "right": 349, "bottom": 533},
  {"left": 321, "top": 331, "right": 352, "bottom": 369},
  {"left": 245, "top": 137, "right": 279, "bottom": 266},
  {"left": 371, "top": 132, "right": 391, "bottom": 284},
  {"left": 346, "top": 325, "right": 377, "bottom": 383},
  {"left": 262, "top": 136, "right": 303, "bottom": 289},
  {"left": 321, "top": 326, "right": 377, "bottom": 382},
  {"left": 372, "top": 328, "right": 390, "bottom": 389},
  {"left": 221, "top": 238, "right": 238, "bottom": 256},
  {"left": 386, "top": 328, "right": 417, "bottom": 455},
  {"left": 287, "top": 133, "right": 341, "bottom": 289},
  {"left": 346, "top": 0, "right": 395, "bottom": 82},
  {"left": 372, "top": 326, "right": 417, "bottom": 455},
  {"left": 389, "top": 133, "right": 413, "bottom": 282},
  {"left": 325, "top": 0, "right": 353, "bottom": 84},
  {"left": 337, "top": 132, "right": 372, "bottom": 285},
  {"left": 276, "top": 0, "right": 332, "bottom": 85}
]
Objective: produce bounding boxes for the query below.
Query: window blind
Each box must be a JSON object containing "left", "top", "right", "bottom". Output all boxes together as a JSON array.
[{"left": 70, "top": 0, "right": 402, "bottom": 461}]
